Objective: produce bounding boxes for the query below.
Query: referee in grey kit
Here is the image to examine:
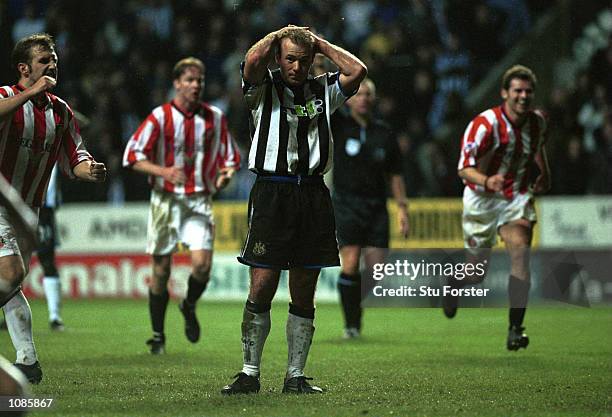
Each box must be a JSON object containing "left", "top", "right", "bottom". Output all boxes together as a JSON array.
[{"left": 222, "top": 25, "right": 367, "bottom": 395}]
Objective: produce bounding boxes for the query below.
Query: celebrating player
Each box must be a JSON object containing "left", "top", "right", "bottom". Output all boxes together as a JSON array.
[
  {"left": 123, "top": 57, "right": 240, "bottom": 354},
  {"left": 445, "top": 65, "right": 550, "bottom": 351},
  {"left": 331, "top": 78, "right": 410, "bottom": 338},
  {"left": 0, "top": 33, "right": 106, "bottom": 383},
  {"left": 221, "top": 25, "right": 367, "bottom": 395}
]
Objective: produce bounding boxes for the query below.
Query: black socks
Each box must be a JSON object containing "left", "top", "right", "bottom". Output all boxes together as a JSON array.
[
  {"left": 508, "top": 275, "right": 530, "bottom": 328},
  {"left": 149, "top": 290, "right": 169, "bottom": 334},
  {"left": 338, "top": 272, "right": 362, "bottom": 329}
]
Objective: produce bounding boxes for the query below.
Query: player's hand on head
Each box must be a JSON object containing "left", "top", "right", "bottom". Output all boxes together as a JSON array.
[{"left": 89, "top": 161, "right": 106, "bottom": 182}]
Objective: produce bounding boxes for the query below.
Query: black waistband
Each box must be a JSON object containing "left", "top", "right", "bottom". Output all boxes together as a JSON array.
[{"left": 256, "top": 174, "right": 324, "bottom": 185}]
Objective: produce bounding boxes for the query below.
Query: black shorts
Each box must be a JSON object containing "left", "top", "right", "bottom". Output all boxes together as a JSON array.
[
  {"left": 333, "top": 192, "right": 389, "bottom": 248},
  {"left": 238, "top": 175, "right": 340, "bottom": 270},
  {"left": 37, "top": 206, "right": 57, "bottom": 255}
]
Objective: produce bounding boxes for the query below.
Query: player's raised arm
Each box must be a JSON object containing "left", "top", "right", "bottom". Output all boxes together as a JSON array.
[
  {"left": 311, "top": 32, "right": 367, "bottom": 96},
  {"left": 0, "top": 76, "right": 56, "bottom": 119},
  {"left": 243, "top": 27, "right": 289, "bottom": 85}
]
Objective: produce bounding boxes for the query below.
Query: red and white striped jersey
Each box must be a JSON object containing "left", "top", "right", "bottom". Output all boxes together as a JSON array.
[
  {"left": 0, "top": 84, "right": 93, "bottom": 207},
  {"left": 458, "top": 105, "right": 546, "bottom": 199},
  {"left": 123, "top": 100, "right": 241, "bottom": 195}
]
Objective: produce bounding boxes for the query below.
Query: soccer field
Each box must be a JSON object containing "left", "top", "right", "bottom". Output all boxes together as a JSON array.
[{"left": 1, "top": 300, "right": 610, "bottom": 417}]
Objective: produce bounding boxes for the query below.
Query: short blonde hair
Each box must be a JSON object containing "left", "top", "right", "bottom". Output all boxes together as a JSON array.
[
  {"left": 173, "top": 57, "right": 205, "bottom": 80},
  {"left": 276, "top": 27, "right": 315, "bottom": 57},
  {"left": 501, "top": 65, "right": 537, "bottom": 90}
]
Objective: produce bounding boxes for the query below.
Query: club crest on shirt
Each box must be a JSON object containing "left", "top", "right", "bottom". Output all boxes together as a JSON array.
[
  {"left": 253, "top": 241, "right": 266, "bottom": 256},
  {"left": 345, "top": 138, "right": 361, "bottom": 156},
  {"left": 464, "top": 142, "right": 477, "bottom": 152}
]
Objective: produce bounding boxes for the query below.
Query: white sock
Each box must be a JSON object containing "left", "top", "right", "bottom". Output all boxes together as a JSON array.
[
  {"left": 3, "top": 291, "right": 37, "bottom": 365},
  {"left": 240, "top": 307, "right": 271, "bottom": 377},
  {"left": 43, "top": 276, "right": 62, "bottom": 322},
  {"left": 286, "top": 312, "right": 314, "bottom": 379}
]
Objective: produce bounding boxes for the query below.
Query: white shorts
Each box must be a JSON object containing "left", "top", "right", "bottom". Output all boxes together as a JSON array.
[
  {"left": 147, "top": 190, "right": 214, "bottom": 255},
  {"left": 462, "top": 187, "right": 536, "bottom": 248},
  {"left": 0, "top": 207, "right": 38, "bottom": 272}
]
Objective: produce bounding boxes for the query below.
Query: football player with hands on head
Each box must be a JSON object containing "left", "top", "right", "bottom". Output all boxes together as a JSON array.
[{"left": 221, "top": 25, "right": 366, "bottom": 395}]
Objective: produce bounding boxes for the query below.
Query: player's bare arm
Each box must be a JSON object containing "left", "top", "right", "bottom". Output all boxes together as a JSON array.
[
  {"left": 73, "top": 160, "right": 107, "bottom": 183},
  {"left": 459, "top": 167, "right": 504, "bottom": 192},
  {"left": 132, "top": 160, "right": 186, "bottom": 185},
  {"left": 389, "top": 173, "right": 410, "bottom": 238},
  {"left": 0, "top": 76, "right": 56, "bottom": 119},
  {"left": 311, "top": 32, "right": 367, "bottom": 95}
]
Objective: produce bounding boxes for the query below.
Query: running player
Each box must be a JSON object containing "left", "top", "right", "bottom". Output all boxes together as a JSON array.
[{"left": 445, "top": 65, "right": 550, "bottom": 351}]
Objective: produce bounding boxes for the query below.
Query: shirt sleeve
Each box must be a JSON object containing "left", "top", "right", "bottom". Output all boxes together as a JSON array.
[
  {"left": 122, "top": 113, "right": 161, "bottom": 168},
  {"left": 57, "top": 105, "right": 93, "bottom": 179},
  {"left": 458, "top": 115, "right": 493, "bottom": 170},
  {"left": 0, "top": 86, "right": 14, "bottom": 98},
  {"left": 0, "top": 86, "right": 15, "bottom": 131},
  {"left": 326, "top": 71, "right": 357, "bottom": 114},
  {"left": 241, "top": 61, "right": 271, "bottom": 110}
]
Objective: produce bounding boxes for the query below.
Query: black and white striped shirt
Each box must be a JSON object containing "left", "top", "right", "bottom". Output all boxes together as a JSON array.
[{"left": 242, "top": 68, "right": 351, "bottom": 175}]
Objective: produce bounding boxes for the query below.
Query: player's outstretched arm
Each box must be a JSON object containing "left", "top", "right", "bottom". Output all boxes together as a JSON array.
[
  {"left": 73, "top": 160, "right": 107, "bottom": 182},
  {"left": 311, "top": 32, "right": 367, "bottom": 95}
]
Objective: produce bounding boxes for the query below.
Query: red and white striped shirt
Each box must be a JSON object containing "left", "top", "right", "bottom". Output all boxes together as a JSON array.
[
  {"left": 123, "top": 100, "right": 240, "bottom": 195},
  {"left": 0, "top": 84, "right": 92, "bottom": 207},
  {"left": 458, "top": 105, "right": 546, "bottom": 199}
]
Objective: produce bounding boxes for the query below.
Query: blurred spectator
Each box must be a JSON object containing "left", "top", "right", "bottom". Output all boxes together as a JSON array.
[
  {"left": 12, "top": 2, "right": 45, "bottom": 42},
  {"left": 428, "top": 33, "right": 471, "bottom": 131}
]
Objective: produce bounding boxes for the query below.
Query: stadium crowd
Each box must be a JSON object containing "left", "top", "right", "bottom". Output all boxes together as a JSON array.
[{"left": 1, "top": 0, "right": 610, "bottom": 202}]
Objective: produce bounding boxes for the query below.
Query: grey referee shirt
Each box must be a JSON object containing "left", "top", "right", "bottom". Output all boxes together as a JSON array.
[{"left": 242, "top": 66, "right": 353, "bottom": 176}]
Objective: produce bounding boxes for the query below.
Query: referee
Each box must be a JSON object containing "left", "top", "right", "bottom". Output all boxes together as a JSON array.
[
  {"left": 222, "top": 25, "right": 367, "bottom": 395},
  {"left": 331, "top": 78, "right": 410, "bottom": 339}
]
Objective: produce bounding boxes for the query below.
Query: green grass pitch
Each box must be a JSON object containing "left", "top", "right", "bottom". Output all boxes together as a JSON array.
[{"left": 1, "top": 299, "right": 610, "bottom": 417}]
